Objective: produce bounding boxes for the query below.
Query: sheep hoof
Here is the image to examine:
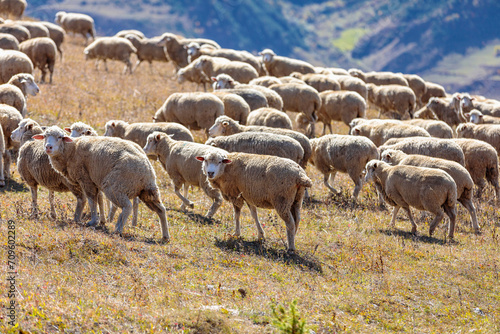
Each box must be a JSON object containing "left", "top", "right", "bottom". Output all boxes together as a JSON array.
[
  {"left": 160, "top": 236, "right": 170, "bottom": 244},
  {"left": 0, "top": 181, "right": 5, "bottom": 187},
  {"left": 49, "top": 212, "right": 57, "bottom": 220},
  {"left": 86, "top": 220, "right": 98, "bottom": 227},
  {"left": 188, "top": 202, "right": 194, "bottom": 209},
  {"left": 411, "top": 226, "right": 417, "bottom": 234}
]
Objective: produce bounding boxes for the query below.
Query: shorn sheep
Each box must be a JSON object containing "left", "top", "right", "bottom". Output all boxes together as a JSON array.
[
  {"left": 381, "top": 149, "right": 479, "bottom": 233},
  {"left": 0, "top": 49, "right": 33, "bottom": 84},
  {"left": 84, "top": 37, "right": 137, "bottom": 74},
  {"left": 246, "top": 107, "right": 293, "bottom": 129},
  {"left": 143, "top": 132, "right": 224, "bottom": 218},
  {"left": 33, "top": 126, "right": 170, "bottom": 241},
  {"left": 259, "top": 49, "right": 315, "bottom": 77},
  {"left": 19, "top": 37, "right": 57, "bottom": 83},
  {"left": 365, "top": 160, "right": 458, "bottom": 238},
  {"left": 0, "top": 0, "right": 26, "bottom": 19},
  {"left": 55, "top": 11, "right": 95, "bottom": 44},
  {"left": 310, "top": 134, "right": 378, "bottom": 200},
  {"left": 196, "top": 151, "right": 312, "bottom": 251},
  {"left": 456, "top": 123, "right": 500, "bottom": 156}
]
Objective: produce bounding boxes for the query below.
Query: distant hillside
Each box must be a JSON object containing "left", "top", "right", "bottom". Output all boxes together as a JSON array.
[{"left": 25, "top": 0, "right": 500, "bottom": 98}]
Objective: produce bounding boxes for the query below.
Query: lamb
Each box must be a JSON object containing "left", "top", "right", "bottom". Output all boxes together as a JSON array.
[
  {"left": 124, "top": 34, "right": 168, "bottom": 72},
  {"left": 0, "top": 103, "right": 22, "bottom": 184},
  {"left": 456, "top": 123, "right": 500, "bottom": 156},
  {"left": 15, "top": 21, "right": 49, "bottom": 38},
  {"left": 192, "top": 55, "right": 259, "bottom": 84},
  {"left": 366, "top": 83, "right": 416, "bottom": 119},
  {"left": 0, "top": 80, "right": 25, "bottom": 115},
  {"left": 176, "top": 64, "right": 211, "bottom": 91},
  {"left": 83, "top": 37, "right": 137, "bottom": 75},
  {"left": 452, "top": 138, "right": 500, "bottom": 200},
  {"left": 249, "top": 76, "right": 282, "bottom": 87},
  {"left": 401, "top": 119, "right": 453, "bottom": 139},
  {"left": 0, "top": 0, "right": 26, "bottom": 19},
  {"left": 269, "top": 82, "right": 321, "bottom": 137},
  {"left": 115, "top": 29, "right": 145, "bottom": 39},
  {"left": 365, "top": 160, "right": 457, "bottom": 237},
  {"left": 466, "top": 109, "right": 500, "bottom": 124},
  {"left": 402, "top": 74, "right": 427, "bottom": 107},
  {"left": 0, "top": 22, "right": 30, "bottom": 42},
  {"left": 381, "top": 149, "right": 478, "bottom": 233},
  {"left": 259, "top": 49, "right": 315, "bottom": 77},
  {"left": 289, "top": 72, "right": 341, "bottom": 92},
  {"left": 348, "top": 69, "right": 408, "bottom": 87},
  {"left": 351, "top": 122, "right": 431, "bottom": 147},
  {"left": 211, "top": 91, "right": 250, "bottom": 124},
  {"left": 55, "top": 11, "right": 95, "bottom": 44},
  {"left": 460, "top": 94, "right": 500, "bottom": 117},
  {"left": 39, "top": 21, "right": 65, "bottom": 60},
  {"left": 421, "top": 81, "right": 446, "bottom": 105},
  {"left": 331, "top": 74, "right": 367, "bottom": 100},
  {"left": 33, "top": 126, "right": 170, "bottom": 241},
  {"left": 208, "top": 115, "right": 311, "bottom": 168},
  {"left": 196, "top": 151, "right": 312, "bottom": 251},
  {"left": 143, "top": 132, "right": 224, "bottom": 218},
  {"left": 205, "top": 132, "right": 304, "bottom": 166},
  {"left": 153, "top": 92, "right": 224, "bottom": 136},
  {"left": 0, "top": 32, "right": 18, "bottom": 50},
  {"left": 0, "top": 49, "right": 33, "bottom": 84},
  {"left": 425, "top": 96, "right": 463, "bottom": 127},
  {"left": 19, "top": 37, "right": 57, "bottom": 83},
  {"left": 310, "top": 134, "right": 378, "bottom": 199},
  {"left": 246, "top": 107, "right": 293, "bottom": 129},
  {"left": 104, "top": 120, "right": 194, "bottom": 148},
  {"left": 378, "top": 137, "right": 466, "bottom": 166}
]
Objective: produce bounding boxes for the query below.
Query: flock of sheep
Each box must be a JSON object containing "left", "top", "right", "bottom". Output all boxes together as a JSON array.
[{"left": 1, "top": 2, "right": 500, "bottom": 252}]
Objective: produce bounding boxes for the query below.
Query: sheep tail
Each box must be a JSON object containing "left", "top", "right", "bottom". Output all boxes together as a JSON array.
[{"left": 297, "top": 174, "right": 312, "bottom": 188}]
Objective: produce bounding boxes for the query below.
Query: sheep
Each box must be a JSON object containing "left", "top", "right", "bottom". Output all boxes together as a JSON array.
[
  {"left": 278, "top": 76, "right": 307, "bottom": 85},
  {"left": 0, "top": 32, "right": 18, "bottom": 50},
  {"left": 196, "top": 151, "right": 312, "bottom": 251},
  {"left": 64, "top": 121, "right": 98, "bottom": 138},
  {"left": 211, "top": 91, "right": 250, "bottom": 125},
  {"left": 413, "top": 106, "right": 439, "bottom": 120},
  {"left": 0, "top": 0, "right": 26, "bottom": 19},
  {"left": 15, "top": 21, "right": 49, "bottom": 38},
  {"left": 379, "top": 137, "right": 466, "bottom": 166},
  {"left": 55, "top": 11, "right": 95, "bottom": 44},
  {"left": 402, "top": 119, "right": 454, "bottom": 139},
  {"left": 176, "top": 64, "right": 211, "bottom": 91},
  {"left": 365, "top": 160, "right": 457, "bottom": 237},
  {"left": 191, "top": 55, "right": 258, "bottom": 84},
  {"left": 249, "top": 76, "right": 282, "bottom": 87},
  {"left": 348, "top": 69, "right": 408, "bottom": 87},
  {"left": 39, "top": 21, "right": 65, "bottom": 60},
  {"left": 402, "top": 74, "right": 427, "bottom": 107},
  {"left": 421, "top": 81, "right": 446, "bottom": 105},
  {"left": 466, "top": 109, "right": 500, "bottom": 124},
  {"left": 456, "top": 123, "right": 500, "bottom": 156},
  {"left": 115, "top": 29, "right": 145, "bottom": 39},
  {"left": 269, "top": 82, "right": 321, "bottom": 138},
  {"left": 208, "top": 115, "right": 311, "bottom": 169},
  {"left": 19, "top": 37, "right": 57, "bottom": 83},
  {"left": 452, "top": 138, "right": 500, "bottom": 200},
  {"left": 33, "top": 126, "right": 170, "bottom": 241},
  {"left": 0, "top": 49, "right": 33, "bottom": 84},
  {"left": 154, "top": 92, "right": 224, "bottom": 136},
  {"left": 0, "top": 103, "right": 22, "bottom": 184},
  {"left": 83, "top": 37, "right": 137, "bottom": 75},
  {"left": 259, "top": 49, "right": 315, "bottom": 77},
  {"left": 246, "top": 107, "right": 293, "bottom": 129},
  {"left": 366, "top": 83, "right": 416, "bottom": 119},
  {"left": 316, "top": 67, "right": 350, "bottom": 76},
  {"left": 314, "top": 90, "right": 366, "bottom": 135},
  {"left": 205, "top": 132, "right": 304, "bottom": 166},
  {"left": 0, "top": 80, "right": 25, "bottom": 115},
  {"left": 143, "top": 132, "right": 224, "bottom": 218},
  {"left": 331, "top": 74, "right": 367, "bottom": 100},
  {"left": 310, "top": 134, "right": 378, "bottom": 200},
  {"left": 212, "top": 73, "right": 284, "bottom": 110},
  {"left": 6, "top": 73, "right": 39, "bottom": 99},
  {"left": 104, "top": 120, "right": 194, "bottom": 148},
  {"left": 425, "top": 96, "right": 463, "bottom": 127},
  {"left": 124, "top": 34, "right": 168, "bottom": 72},
  {"left": 352, "top": 122, "right": 431, "bottom": 147},
  {"left": 289, "top": 72, "right": 341, "bottom": 92},
  {"left": 210, "top": 87, "right": 268, "bottom": 111},
  {"left": 0, "top": 122, "right": 4, "bottom": 186},
  {"left": 348, "top": 118, "right": 400, "bottom": 134},
  {"left": 460, "top": 94, "right": 500, "bottom": 117},
  {"left": 381, "top": 149, "right": 478, "bottom": 233},
  {"left": 0, "top": 22, "right": 30, "bottom": 42}
]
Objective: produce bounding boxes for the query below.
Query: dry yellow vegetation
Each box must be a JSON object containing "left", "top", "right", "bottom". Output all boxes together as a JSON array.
[{"left": 1, "top": 36, "right": 499, "bottom": 333}]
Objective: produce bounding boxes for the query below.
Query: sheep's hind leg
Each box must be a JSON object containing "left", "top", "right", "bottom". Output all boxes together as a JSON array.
[
  {"left": 48, "top": 190, "right": 56, "bottom": 219},
  {"left": 29, "top": 186, "right": 39, "bottom": 218},
  {"left": 131, "top": 197, "right": 139, "bottom": 227},
  {"left": 113, "top": 196, "right": 132, "bottom": 235},
  {"left": 232, "top": 202, "right": 243, "bottom": 237},
  {"left": 174, "top": 183, "right": 194, "bottom": 211},
  {"left": 138, "top": 189, "right": 170, "bottom": 241},
  {"left": 403, "top": 207, "right": 417, "bottom": 234},
  {"left": 390, "top": 206, "right": 400, "bottom": 228},
  {"left": 247, "top": 203, "right": 265, "bottom": 240},
  {"left": 324, "top": 171, "right": 339, "bottom": 194},
  {"left": 276, "top": 208, "right": 297, "bottom": 252},
  {"left": 459, "top": 198, "right": 479, "bottom": 233},
  {"left": 97, "top": 192, "right": 107, "bottom": 225},
  {"left": 428, "top": 210, "right": 445, "bottom": 237},
  {"left": 82, "top": 184, "right": 100, "bottom": 227}
]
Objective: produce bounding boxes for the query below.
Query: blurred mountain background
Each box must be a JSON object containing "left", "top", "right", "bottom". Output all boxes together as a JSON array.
[{"left": 26, "top": 0, "right": 500, "bottom": 98}]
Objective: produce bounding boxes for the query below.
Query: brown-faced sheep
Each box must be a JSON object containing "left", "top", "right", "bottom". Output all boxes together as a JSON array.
[
  {"left": 259, "top": 49, "right": 315, "bottom": 77},
  {"left": 0, "top": 49, "right": 33, "bottom": 84},
  {"left": 192, "top": 55, "right": 258, "bottom": 84},
  {"left": 348, "top": 69, "right": 409, "bottom": 87},
  {"left": 19, "top": 37, "right": 57, "bottom": 83},
  {"left": 246, "top": 107, "right": 292, "bottom": 129},
  {"left": 366, "top": 83, "right": 416, "bottom": 119},
  {"left": 211, "top": 91, "right": 250, "bottom": 125},
  {"left": 0, "top": 22, "right": 30, "bottom": 42},
  {"left": 351, "top": 122, "right": 430, "bottom": 147},
  {"left": 83, "top": 37, "right": 137, "bottom": 74},
  {"left": 55, "top": 11, "right": 95, "bottom": 44},
  {"left": 456, "top": 123, "right": 500, "bottom": 156},
  {"left": 0, "top": 32, "right": 18, "bottom": 49},
  {"left": 0, "top": 0, "right": 26, "bottom": 19}
]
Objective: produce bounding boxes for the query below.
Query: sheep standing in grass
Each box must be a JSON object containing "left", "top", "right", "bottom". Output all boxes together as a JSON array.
[
  {"left": 211, "top": 92, "right": 250, "bottom": 125},
  {"left": 34, "top": 126, "right": 170, "bottom": 240},
  {"left": 84, "top": 37, "right": 137, "bottom": 74},
  {"left": 466, "top": 109, "right": 500, "bottom": 124},
  {"left": 143, "top": 132, "right": 224, "bottom": 218},
  {"left": 259, "top": 49, "right": 315, "bottom": 77},
  {"left": 0, "top": 0, "right": 26, "bottom": 19},
  {"left": 310, "top": 134, "right": 378, "bottom": 200},
  {"left": 381, "top": 149, "right": 479, "bottom": 233},
  {"left": 0, "top": 103, "right": 21, "bottom": 185},
  {"left": 192, "top": 55, "right": 259, "bottom": 84},
  {"left": 0, "top": 22, "right": 30, "bottom": 42},
  {"left": 0, "top": 49, "right": 33, "bottom": 84},
  {"left": 39, "top": 21, "right": 65, "bottom": 60},
  {"left": 351, "top": 122, "right": 430, "bottom": 147},
  {"left": 0, "top": 32, "right": 19, "bottom": 50},
  {"left": 246, "top": 107, "right": 292, "bottom": 129},
  {"left": 19, "top": 37, "right": 57, "bottom": 83},
  {"left": 124, "top": 34, "right": 169, "bottom": 72},
  {"left": 196, "top": 151, "right": 312, "bottom": 251},
  {"left": 366, "top": 83, "right": 416, "bottom": 119},
  {"left": 365, "top": 160, "right": 457, "bottom": 238},
  {"left": 456, "top": 123, "right": 500, "bottom": 156},
  {"left": 55, "top": 11, "right": 95, "bottom": 44},
  {"left": 348, "top": 69, "right": 409, "bottom": 87}
]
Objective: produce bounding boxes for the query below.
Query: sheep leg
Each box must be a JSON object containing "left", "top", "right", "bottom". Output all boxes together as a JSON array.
[
  {"left": 276, "top": 208, "right": 296, "bottom": 252},
  {"left": 349, "top": 171, "right": 364, "bottom": 200},
  {"left": 428, "top": 210, "right": 445, "bottom": 237},
  {"left": 0, "top": 153, "right": 4, "bottom": 187},
  {"left": 48, "top": 190, "right": 56, "bottom": 219},
  {"left": 133, "top": 59, "right": 142, "bottom": 72},
  {"left": 115, "top": 200, "right": 132, "bottom": 235},
  {"left": 443, "top": 205, "right": 457, "bottom": 239},
  {"left": 458, "top": 198, "right": 479, "bottom": 233},
  {"left": 138, "top": 189, "right": 170, "bottom": 241},
  {"left": 48, "top": 60, "right": 55, "bottom": 84},
  {"left": 324, "top": 171, "right": 339, "bottom": 194},
  {"left": 108, "top": 203, "right": 118, "bottom": 223},
  {"left": 94, "top": 60, "right": 100, "bottom": 71},
  {"left": 247, "top": 203, "right": 265, "bottom": 240},
  {"left": 40, "top": 66, "right": 47, "bottom": 83},
  {"left": 97, "top": 192, "right": 107, "bottom": 225},
  {"left": 29, "top": 186, "right": 39, "bottom": 218},
  {"left": 403, "top": 207, "right": 417, "bottom": 234},
  {"left": 292, "top": 187, "right": 305, "bottom": 233},
  {"left": 232, "top": 203, "right": 243, "bottom": 237},
  {"left": 3, "top": 150, "right": 11, "bottom": 180},
  {"left": 103, "top": 60, "right": 108, "bottom": 72},
  {"left": 81, "top": 184, "right": 100, "bottom": 227},
  {"left": 390, "top": 206, "right": 400, "bottom": 227},
  {"left": 131, "top": 197, "right": 139, "bottom": 227},
  {"left": 202, "top": 183, "right": 222, "bottom": 219},
  {"left": 73, "top": 194, "right": 85, "bottom": 223},
  {"left": 322, "top": 122, "right": 327, "bottom": 136},
  {"left": 174, "top": 183, "right": 194, "bottom": 211}
]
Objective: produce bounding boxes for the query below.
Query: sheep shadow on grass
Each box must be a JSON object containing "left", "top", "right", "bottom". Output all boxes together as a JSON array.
[
  {"left": 214, "top": 237, "right": 323, "bottom": 273},
  {"left": 1, "top": 178, "right": 28, "bottom": 193},
  {"left": 165, "top": 207, "right": 219, "bottom": 226},
  {"left": 379, "top": 228, "right": 449, "bottom": 245}
]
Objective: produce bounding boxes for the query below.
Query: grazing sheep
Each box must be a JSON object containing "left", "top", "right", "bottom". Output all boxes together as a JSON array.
[
  {"left": 0, "top": 32, "right": 18, "bottom": 50},
  {"left": 269, "top": 82, "right": 321, "bottom": 137},
  {"left": 211, "top": 91, "right": 250, "bottom": 125},
  {"left": 460, "top": 94, "right": 500, "bottom": 117},
  {"left": 104, "top": 120, "right": 194, "bottom": 148},
  {"left": 348, "top": 69, "right": 409, "bottom": 86},
  {"left": 196, "top": 151, "right": 312, "bottom": 251},
  {"left": 0, "top": 0, "right": 26, "bottom": 19},
  {"left": 452, "top": 138, "right": 500, "bottom": 200},
  {"left": 40, "top": 21, "right": 65, "bottom": 59},
  {"left": 211, "top": 87, "right": 268, "bottom": 111},
  {"left": 366, "top": 83, "right": 416, "bottom": 119},
  {"left": 246, "top": 107, "right": 293, "bottom": 129},
  {"left": 0, "top": 103, "right": 22, "bottom": 183},
  {"left": 33, "top": 126, "right": 170, "bottom": 240},
  {"left": 55, "top": 11, "right": 95, "bottom": 44},
  {"left": 176, "top": 64, "right": 211, "bottom": 91},
  {"left": 365, "top": 160, "right": 457, "bottom": 237},
  {"left": 154, "top": 92, "right": 224, "bottom": 136},
  {"left": 402, "top": 74, "right": 427, "bottom": 107},
  {"left": 259, "top": 49, "right": 315, "bottom": 77},
  {"left": 0, "top": 49, "right": 33, "bottom": 84},
  {"left": 310, "top": 134, "right": 378, "bottom": 199},
  {"left": 249, "top": 76, "right": 282, "bottom": 87},
  {"left": 379, "top": 137, "right": 466, "bottom": 166},
  {"left": 402, "top": 119, "right": 453, "bottom": 139},
  {"left": 352, "top": 122, "right": 430, "bottom": 147},
  {"left": 421, "top": 81, "right": 446, "bottom": 105},
  {"left": 206, "top": 132, "right": 304, "bottom": 167},
  {"left": 19, "top": 37, "right": 57, "bottom": 83},
  {"left": 192, "top": 55, "right": 258, "bottom": 84},
  {"left": 331, "top": 74, "right": 368, "bottom": 100},
  {"left": 84, "top": 37, "right": 137, "bottom": 74},
  {"left": 466, "top": 109, "right": 500, "bottom": 124},
  {"left": 208, "top": 115, "right": 311, "bottom": 168},
  {"left": 143, "top": 132, "right": 224, "bottom": 218},
  {"left": 115, "top": 29, "right": 145, "bottom": 39},
  {"left": 0, "top": 80, "right": 25, "bottom": 115},
  {"left": 456, "top": 123, "right": 500, "bottom": 156},
  {"left": 6, "top": 72, "right": 39, "bottom": 99},
  {"left": 290, "top": 72, "right": 341, "bottom": 92},
  {"left": 124, "top": 34, "right": 168, "bottom": 72},
  {"left": 0, "top": 22, "right": 30, "bottom": 42},
  {"left": 15, "top": 21, "right": 49, "bottom": 38},
  {"left": 381, "top": 149, "right": 478, "bottom": 232},
  {"left": 425, "top": 96, "right": 463, "bottom": 127}
]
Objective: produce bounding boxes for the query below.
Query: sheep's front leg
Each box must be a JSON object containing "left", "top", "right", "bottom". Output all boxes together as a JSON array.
[
  {"left": 428, "top": 210, "right": 445, "bottom": 237},
  {"left": 390, "top": 206, "right": 400, "bottom": 228},
  {"left": 323, "top": 171, "right": 338, "bottom": 194},
  {"left": 48, "top": 190, "right": 56, "bottom": 219},
  {"left": 82, "top": 183, "right": 100, "bottom": 227},
  {"left": 403, "top": 207, "right": 417, "bottom": 234},
  {"left": 98, "top": 192, "right": 107, "bottom": 225},
  {"left": 247, "top": 203, "right": 265, "bottom": 240},
  {"left": 232, "top": 202, "right": 243, "bottom": 237},
  {"left": 174, "top": 182, "right": 194, "bottom": 211},
  {"left": 131, "top": 197, "right": 139, "bottom": 227}
]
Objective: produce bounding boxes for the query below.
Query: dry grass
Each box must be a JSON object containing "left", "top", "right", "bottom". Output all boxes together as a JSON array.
[{"left": 1, "top": 37, "right": 500, "bottom": 333}]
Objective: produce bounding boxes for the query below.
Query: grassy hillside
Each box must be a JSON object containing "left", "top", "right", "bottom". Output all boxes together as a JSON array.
[{"left": 0, "top": 36, "right": 499, "bottom": 333}]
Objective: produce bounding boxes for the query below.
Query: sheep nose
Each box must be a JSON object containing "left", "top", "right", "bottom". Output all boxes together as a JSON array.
[
  {"left": 45, "top": 145, "right": 53, "bottom": 153},
  {"left": 207, "top": 172, "right": 214, "bottom": 178}
]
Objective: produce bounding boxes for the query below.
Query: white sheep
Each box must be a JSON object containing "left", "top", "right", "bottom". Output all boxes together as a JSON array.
[
  {"left": 211, "top": 91, "right": 250, "bottom": 125},
  {"left": 366, "top": 83, "right": 416, "bottom": 119},
  {"left": 196, "top": 151, "right": 312, "bottom": 251},
  {"left": 456, "top": 123, "right": 500, "bottom": 156},
  {"left": 15, "top": 21, "right": 49, "bottom": 38},
  {"left": 0, "top": 80, "right": 26, "bottom": 115},
  {"left": 402, "top": 74, "right": 427, "bottom": 107},
  {"left": 19, "top": 37, "right": 57, "bottom": 83},
  {"left": 0, "top": 49, "right": 33, "bottom": 84},
  {"left": 351, "top": 122, "right": 430, "bottom": 147},
  {"left": 0, "top": 103, "right": 22, "bottom": 185},
  {"left": 249, "top": 76, "right": 282, "bottom": 87},
  {"left": 246, "top": 107, "right": 293, "bottom": 129},
  {"left": 331, "top": 74, "right": 367, "bottom": 100},
  {"left": 192, "top": 55, "right": 259, "bottom": 84},
  {"left": 124, "top": 34, "right": 168, "bottom": 72},
  {"left": 0, "top": 0, "right": 26, "bottom": 19},
  {"left": 421, "top": 81, "right": 446, "bottom": 105},
  {"left": 460, "top": 94, "right": 500, "bottom": 117},
  {"left": 210, "top": 87, "right": 268, "bottom": 111},
  {"left": 176, "top": 64, "right": 211, "bottom": 91},
  {"left": 83, "top": 37, "right": 137, "bottom": 74},
  {"left": 425, "top": 95, "right": 463, "bottom": 128},
  {"left": 402, "top": 119, "right": 454, "bottom": 139},
  {"left": 466, "top": 109, "right": 500, "bottom": 124},
  {"left": 259, "top": 49, "right": 315, "bottom": 77},
  {"left": 289, "top": 72, "right": 341, "bottom": 92},
  {"left": 0, "top": 32, "right": 19, "bottom": 50},
  {"left": 348, "top": 69, "right": 409, "bottom": 87},
  {"left": 55, "top": 11, "right": 95, "bottom": 44},
  {"left": 40, "top": 21, "right": 65, "bottom": 60},
  {"left": 65, "top": 121, "right": 98, "bottom": 137}
]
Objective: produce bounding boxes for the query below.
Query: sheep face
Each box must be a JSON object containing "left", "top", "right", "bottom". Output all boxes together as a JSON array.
[
  {"left": 11, "top": 119, "right": 34, "bottom": 142},
  {"left": 468, "top": 110, "right": 483, "bottom": 124},
  {"left": 143, "top": 132, "right": 163, "bottom": 156},
  {"left": 20, "top": 76, "right": 40, "bottom": 96},
  {"left": 212, "top": 74, "right": 234, "bottom": 90},
  {"left": 67, "top": 122, "right": 97, "bottom": 137},
  {"left": 33, "top": 126, "right": 73, "bottom": 156},
  {"left": 54, "top": 12, "right": 65, "bottom": 24},
  {"left": 208, "top": 120, "right": 229, "bottom": 137},
  {"left": 176, "top": 68, "right": 187, "bottom": 84},
  {"left": 260, "top": 52, "right": 274, "bottom": 63},
  {"left": 103, "top": 121, "right": 118, "bottom": 137},
  {"left": 461, "top": 95, "right": 474, "bottom": 109},
  {"left": 455, "top": 123, "right": 474, "bottom": 138},
  {"left": 380, "top": 149, "right": 404, "bottom": 165},
  {"left": 196, "top": 151, "right": 231, "bottom": 180},
  {"left": 364, "top": 159, "right": 386, "bottom": 183}
]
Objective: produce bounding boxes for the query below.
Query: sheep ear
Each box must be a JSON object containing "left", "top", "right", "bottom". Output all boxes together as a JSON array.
[
  {"left": 64, "top": 127, "right": 71, "bottom": 133},
  {"left": 464, "top": 113, "right": 470, "bottom": 117},
  {"left": 63, "top": 136, "right": 73, "bottom": 142},
  {"left": 152, "top": 116, "right": 156, "bottom": 120},
  {"left": 111, "top": 122, "right": 116, "bottom": 127},
  {"left": 32, "top": 134, "right": 45, "bottom": 140},
  {"left": 373, "top": 162, "right": 378, "bottom": 169},
  {"left": 195, "top": 156, "right": 205, "bottom": 162},
  {"left": 155, "top": 133, "right": 161, "bottom": 141},
  {"left": 27, "top": 123, "right": 34, "bottom": 130},
  {"left": 211, "top": 77, "right": 217, "bottom": 82},
  {"left": 19, "top": 78, "right": 27, "bottom": 84},
  {"left": 353, "top": 128, "right": 360, "bottom": 135},
  {"left": 222, "top": 159, "right": 232, "bottom": 164},
  {"left": 86, "top": 130, "right": 92, "bottom": 135}
]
